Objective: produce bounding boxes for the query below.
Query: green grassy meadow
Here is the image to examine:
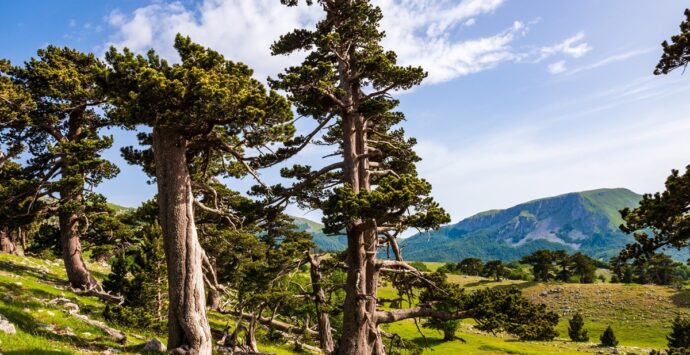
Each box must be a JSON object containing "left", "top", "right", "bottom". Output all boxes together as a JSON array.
[{"left": 0, "top": 254, "right": 686, "bottom": 354}]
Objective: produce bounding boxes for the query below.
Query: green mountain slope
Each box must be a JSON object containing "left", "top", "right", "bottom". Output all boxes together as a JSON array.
[
  {"left": 397, "top": 188, "right": 646, "bottom": 262},
  {"left": 291, "top": 216, "right": 347, "bottom": 252}
]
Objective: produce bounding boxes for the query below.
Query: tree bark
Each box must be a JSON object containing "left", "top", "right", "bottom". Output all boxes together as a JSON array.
[
  {"left": 153, "top": 126, "right": 212, "bottom": 354},
  {"left": 58, "top": 186, "right": 99, "bottom": 290},
  {"left": 19, "top": 227, "right": 26, "bottom": 252},
  {"left": 339, "top": 107, "right": 385, "bottom": 354},
  {"left": 308, "top": 254, "right": 335, "bottom": 353},
  {"left": 247, "top": 313, "right": 259, "bottom": 353},
  {"left": 0, "top": 228, "right": 20, "bottom": 255}
]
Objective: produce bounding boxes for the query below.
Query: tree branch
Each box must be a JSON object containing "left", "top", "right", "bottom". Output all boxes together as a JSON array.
[{"left": 375, "top": 307, "right": 469, "bottom": 324}]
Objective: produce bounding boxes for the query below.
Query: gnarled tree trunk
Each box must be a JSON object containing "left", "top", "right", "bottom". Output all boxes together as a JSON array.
[
  {"left": 339, "top": 108, "right": 386, "bottom": 355},
  {"left": 308, "top": 254, "right": 335, "bottom": 353},
  {"left": 153, "top": 126, "right": 212, "bottom": 354},
  {"left": 0, "top": 228, "right": 20, "bottom": 255},
  {"left": 59, "top": 185, "right": 99, "bottom": 290}
]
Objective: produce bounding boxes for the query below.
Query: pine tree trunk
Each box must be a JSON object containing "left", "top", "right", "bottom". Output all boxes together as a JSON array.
[
  {"left": 208, "top": 288, "right": 221, "bottom": 311},
  {"left": 0, "top": 228, "right": 19, "bottom": 255},
  {"left": 19, "top": 227, "right": 26, "bottom": 252},
  {"left": 308, "top": 254, "right": 335, "bottom": 353},
  {"left": 247, "top": 314, "right": 259, "bottom": 353},
  {"left": 58, "top": 184, "right": 99, "bottom": 290},
  {"left": 339, "top": 109, "right": 386, "bottom": 354},
  {"left": 153, "top": 126, "right": 212, "bottom": 354}
]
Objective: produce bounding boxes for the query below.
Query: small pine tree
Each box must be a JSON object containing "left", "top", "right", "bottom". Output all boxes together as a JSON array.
[
  {"left": 668, "top": 316, "right": 690, "bottom": 351},
  {"left": 600, "top": 325, "right": 618, "bottom": 347},
  {"left": 103, "top": 222, "right": 167, "bottom": 329},
  {"left": 568, "top": 313, "right": 589, "bottom": 342}
]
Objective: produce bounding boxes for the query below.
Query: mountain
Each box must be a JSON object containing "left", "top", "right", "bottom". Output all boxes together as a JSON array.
[
  {"left": 397, "top": 188, "right": 644, "bottom": 262},
  {"left": 291, "top": 216, "right": 347, "bottom": 252}
]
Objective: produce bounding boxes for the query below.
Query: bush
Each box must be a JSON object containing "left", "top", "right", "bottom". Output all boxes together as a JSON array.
[
  {"left": 568, "top": 313, "right": 589, "bottom": 342},
  {"left": 409, "top": 261, "right": 430, "bottom": 272},
  {"left": 600, "top": 325, "right": 618, "bottom": 347},
  {"left": 668, "top": 316, "right": 690, "bottom": 351}
]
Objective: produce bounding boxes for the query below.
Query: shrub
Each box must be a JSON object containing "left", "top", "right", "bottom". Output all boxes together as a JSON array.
[
  {"left": 600, "top": 325, "right": 618, "bottom": 347},
  {"left": 568, "top": 313, "right": 589, "bottom": 342},
  {"left": 668, "top": 316, "right": 690, "bottom": 351}
]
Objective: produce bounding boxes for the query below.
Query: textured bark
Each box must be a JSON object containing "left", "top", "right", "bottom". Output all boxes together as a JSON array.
[
  {"left": 308, "top": 254, "right": 335, "bottom": 353},
  {"left": 207, "top": 288, "right": 221, "bottom": 312},
  {"left": 375, "top": 308, "right": 469, "bottom": 324},
  {"left": 339, "top": 107, "right": 385, "bottom": 354},
  {"left": 58, "top": 189, "right": 99, "bottom": 290},
  {"left": 153, "top": 127, "right": 212, "bottom": 354},
  {"left": 19, "top": 227, "right": 26, "bottom": 252},
  {"left": 0, "top": 228, "right": 20, "bottom": 255},
  {"left": 247, "top": 313, "right": 259, "bottom": 353}
]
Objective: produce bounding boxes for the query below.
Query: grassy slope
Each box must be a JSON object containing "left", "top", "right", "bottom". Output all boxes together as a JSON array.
[
  {"left": 378, "top": 270, "right": 689, "bottom": 354},
  {"left": 1, "top": 253, "right": 686, "bottom": 354},
  {"left": 0, "top": 253, "right": 297, "bottom": 355}
]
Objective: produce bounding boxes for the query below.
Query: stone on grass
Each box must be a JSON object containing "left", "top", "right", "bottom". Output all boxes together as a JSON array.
[
  {"left": 0, "top": 314, "right": 16, "bottom": 335},
  {"left": 143, "top": 338, "right": 166, "bottom": 352}
]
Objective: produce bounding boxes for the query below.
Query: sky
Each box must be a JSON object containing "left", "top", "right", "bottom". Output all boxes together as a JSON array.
[{"left": 2, "top": 0, "right": 690, "bottom": 226}]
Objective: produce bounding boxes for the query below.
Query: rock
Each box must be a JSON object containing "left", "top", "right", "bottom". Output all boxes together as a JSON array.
[
  {"left": 143, "top": 338, "right": 166, "bottom": 352},
  {"left": 0, "top": 314, "right": 16, "bottom": 335},
  {"left": 63, "top": 302, "right": 79, "bottom": 314}
]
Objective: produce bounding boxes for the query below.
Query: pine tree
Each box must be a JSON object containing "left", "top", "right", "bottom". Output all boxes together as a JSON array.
[
  {"left": 270, "top": 1, "right": 449, "bottom": 353},
  {"left": 458, "top": 258, "right": 484, "bottom": 276},
  {"left": 600, "top": 325, "right": 618, "bottom": 347},
  {"left": 482, "top": 260, "right": 506, "bottom": 281},
  {"left": 668, "top": 316, "right": 690, "bottom": 351},
  {"left": 521, "top": 250, "right": 556, "bottom": 282},
  {"left": 0, "top": 48, "right": 119, "bottom": 292},
  {"left": 104, "top": 221, "right": 167, "bottom": 329},
  {"left": 655, "top": 9, "right": 690, "bottom": 75},
  {"left": 105, "top": 35, "right": 294, "bottom": 353},
  {"left": 568, "top": 313, "right": 589, "bottom": 342},
  {"left": 571, "top": 252, "right": 596, "bottom": 284}
]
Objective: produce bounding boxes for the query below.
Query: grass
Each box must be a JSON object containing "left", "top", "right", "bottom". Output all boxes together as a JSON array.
[
  {"left": 0, "top": 253, "right": 298, "bottom": 354},
  {"left": 376, "top": 270, "right": 690, "bottom": 354},
  {"left": 1, "top": 253, "right": 686, "bottom": 354}
]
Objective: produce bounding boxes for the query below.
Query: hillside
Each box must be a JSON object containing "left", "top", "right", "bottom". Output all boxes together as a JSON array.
[
  {"left": 291, "top": 216, "right": 347, "bottom": 252},
  {"left": 2, "top": 253, "right": 686, "bottom": 354},
  {"left": 397, "top": 188, "right": 644, "bottom": 262},
  {"left": 103, "top": 203, "right": 347, "bottom": 252}
]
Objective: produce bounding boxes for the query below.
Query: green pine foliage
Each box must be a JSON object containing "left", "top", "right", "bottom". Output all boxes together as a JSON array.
[
  {"left": 600, "top": 325, "right": 619, "bottom": 347},
  {"left": 568, "top": 313, "right": 589, "bottom": 342},
  {"left": 668, "top": 316, "right": 690, "bottom": 352},
  {"left": 655, "top": 9, "right": 690, "bottom": 75},
  {"left": 103, "top": 222, "right": 167, "bottom": 330}
]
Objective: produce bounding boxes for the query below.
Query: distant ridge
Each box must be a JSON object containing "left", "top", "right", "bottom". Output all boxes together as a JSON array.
[{"left": 395, "top": 188, "right": 645, "bottom": 262}]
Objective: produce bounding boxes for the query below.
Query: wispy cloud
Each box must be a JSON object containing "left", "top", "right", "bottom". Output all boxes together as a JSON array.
[
  {"left": 105, "top": 0, "right": 584, "bottom": 85},
  {"left": 547, "top": 60, "right": 567, "bottom": 74},
  {"left": 562, "top": 48, "right": 656, "bottom": 76},
  {"left": 537, "top": 31, "right": 592, "bottom": 61}
]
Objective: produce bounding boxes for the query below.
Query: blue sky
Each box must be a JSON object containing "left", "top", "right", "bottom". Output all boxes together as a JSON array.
[{"left": 2, "top": 0, "right": 690, "bottom": 224}]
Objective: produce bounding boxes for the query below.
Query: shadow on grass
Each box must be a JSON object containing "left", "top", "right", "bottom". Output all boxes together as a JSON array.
[
  {"left": 0, "top": 303, "right": 124, "bottom": 353},
  {"left": 3, "top": 350, "right": 71, "bottom": 355},
  {"left": 671, "top": 288, "right": 690, "bottom": 308},
  {"left": 0, "top": 260, "right": 65, "bottom": 285}
]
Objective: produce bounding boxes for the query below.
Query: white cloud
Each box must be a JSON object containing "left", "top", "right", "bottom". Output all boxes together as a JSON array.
[
  {"left": 105, "top": 1, "right": 322, "bottom": 80},
  {"left": 538, "top": 31, "right": 592, "bottom": 60},
  {"left": 418, "top": 116, "right": 690, "bottom": 222},
  {"left": 565, "top": 48, "right": 655, "bottom": 76},
  {"left": 464, "top": 18, "right": 476, "bottom": 27},
  {"left": 547, "top": 60, "right": 567, "bottom": 74},
  {"left": 104, "top": 0, "right": 541, "bottom": 84}
]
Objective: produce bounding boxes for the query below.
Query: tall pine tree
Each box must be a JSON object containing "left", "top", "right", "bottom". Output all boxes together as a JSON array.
[
  {"left": 104, "top": 35, "right": 294, "bottom": 353},
  {"left": 0, "top": 48, "right": 119, "bottom": 291}
]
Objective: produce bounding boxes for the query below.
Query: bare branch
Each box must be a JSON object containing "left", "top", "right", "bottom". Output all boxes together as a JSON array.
[{"left": 375, "top": 307, "right": 469, "bottom": 324}]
